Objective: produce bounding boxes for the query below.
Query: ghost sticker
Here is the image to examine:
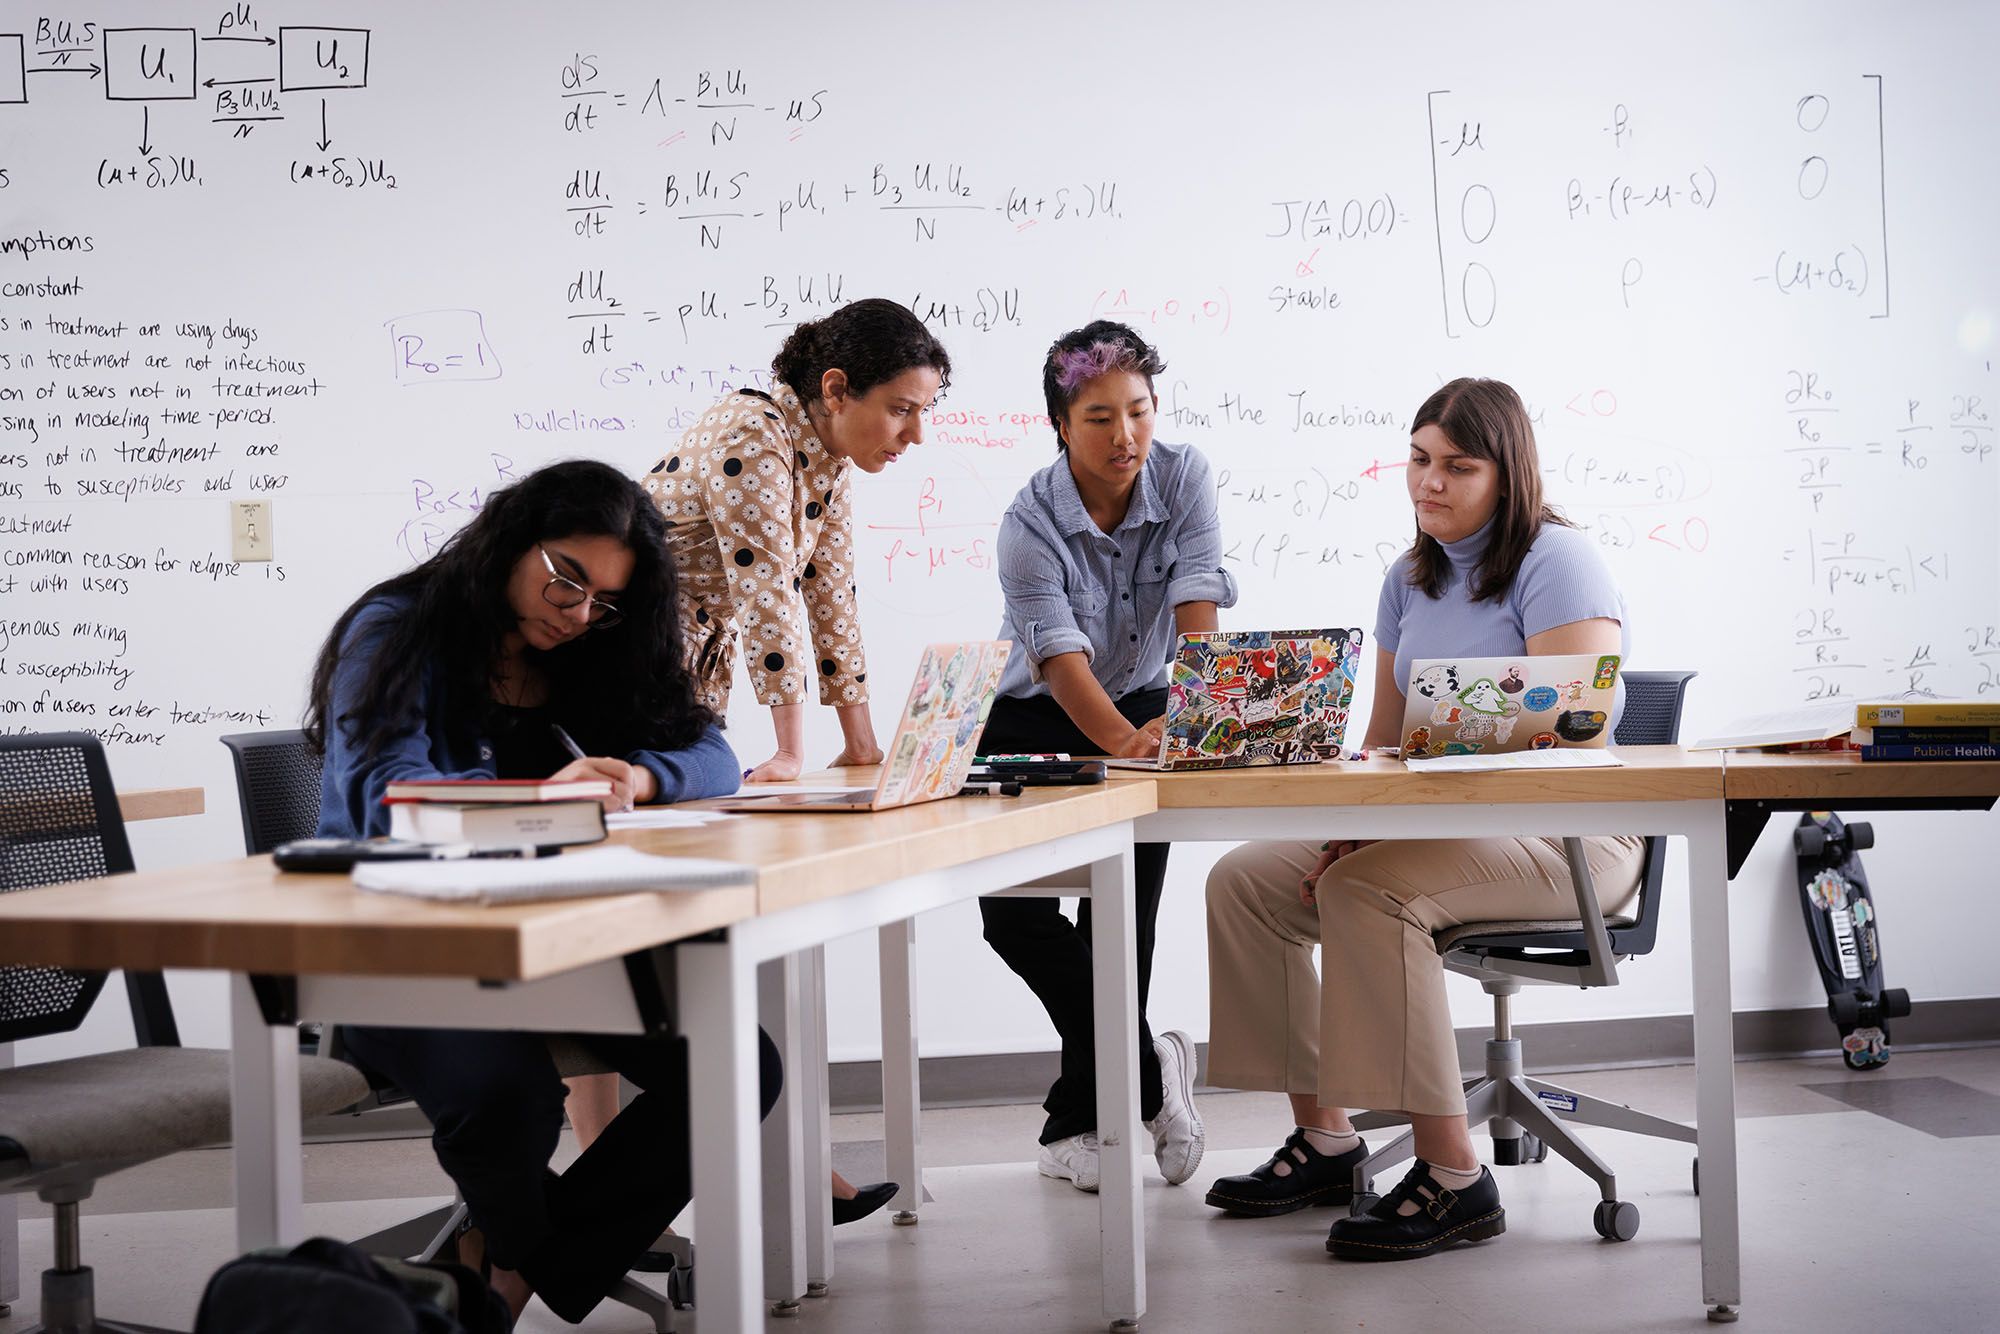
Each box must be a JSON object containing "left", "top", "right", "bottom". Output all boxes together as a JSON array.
[
  {"left": 1458, "top": 678, "right": 1508, "bottom": 715},
  {"left": 1555, "top": 709, "right": 1607, "bottom": 742},
  {"left": 1522, "top": 686, "right": 1558, "bottom": 713},
  {"left": 1529, "top": 732, "right": 1558, "bottom": 750}
]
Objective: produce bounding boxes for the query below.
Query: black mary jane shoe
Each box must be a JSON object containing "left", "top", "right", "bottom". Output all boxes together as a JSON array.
[
  {"left": 1203, "top": 1129, "right": 1370, "bottom": 1217},
  {"left": 833, "top": 1181, "right": 900, "bottom": 1225},
  {"left": 1325, "top": 1160, "right": 1505, "bottom": 1261}
]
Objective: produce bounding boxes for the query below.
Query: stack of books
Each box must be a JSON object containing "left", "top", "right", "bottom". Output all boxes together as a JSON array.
[
  {"left": 383, "top": 777, "right": 613, "bottom": 850},
  {"left": 1690, "top": 698, "right": 2000, "bottom": 759},
  {"left": 1852, "top": 701, "right": 2000, "bottom": 762}
]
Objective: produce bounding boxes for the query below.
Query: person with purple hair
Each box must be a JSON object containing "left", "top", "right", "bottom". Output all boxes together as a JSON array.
[{"left": 979, "top": 320, "right": 1237, "bottom": 1192}]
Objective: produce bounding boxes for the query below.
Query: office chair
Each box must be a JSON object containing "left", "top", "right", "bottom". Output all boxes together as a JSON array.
[
  {"left": 218, "top": 729, "right": 323, "bottom": 855},
  {"left": 1348, "top": 670, "right": 1700, "bottom": 1242},
  {"left": 0, "top": 731, "right": 370, "bottom": 1333},
  {"left": 217, "top": 731, "right": 690, "bottom": 1329}
]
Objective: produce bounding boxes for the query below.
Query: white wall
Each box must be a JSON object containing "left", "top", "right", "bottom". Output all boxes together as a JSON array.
[{"left": 8, "top": 0, "right": 1997, "bottom": 1067}]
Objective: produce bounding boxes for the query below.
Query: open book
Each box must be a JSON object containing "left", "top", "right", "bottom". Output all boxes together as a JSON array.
[{"left": 351, "top": 845, "right": 752, "bottom": 905}]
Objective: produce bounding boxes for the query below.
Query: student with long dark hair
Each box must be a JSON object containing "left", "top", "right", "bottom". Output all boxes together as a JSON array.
[
  {"left": 307, "top": 459, "right": 775, "bottom": 1322},
  {"left": 1201, "top": 378, "right": 1640, "bottom": 1261},
  {"left": 643, "top": 297, "right": 952, "bottom": 783},
  {"left": 979, "top": 320, "right": 1237, "bottom": 1192}
]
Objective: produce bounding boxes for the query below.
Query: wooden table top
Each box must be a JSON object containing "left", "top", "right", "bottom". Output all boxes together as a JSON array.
[
  {"left": 116, "top": 787, "right": 205, "bottom": 821},
  {"left": 1112, "top": 745, "right": 1723, "bottom": 807},
  {"left": 1720, "top": 750, "right": 2000, "bottom": 801},
  {"left": 0, "top": 778, "right": 1155, "bottom": 982},
  {"left": 673, "top": 772, "right": 1156, "bottom": 915}
]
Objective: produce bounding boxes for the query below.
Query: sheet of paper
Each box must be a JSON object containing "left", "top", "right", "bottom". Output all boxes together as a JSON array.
[
  {"left": 1406, "top": 750, "right": 1624, "bottom": 772},
  {"left": 351, "top": 845, "right": 753, "bottom": 904},
  {"left": 605, "top": 808, "right": 740, "bottom": 830}
]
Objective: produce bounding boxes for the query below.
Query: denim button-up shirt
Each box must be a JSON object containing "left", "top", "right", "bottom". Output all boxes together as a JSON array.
[{"left": 993, "top": 440, "right": 1238, "bottom": 700}]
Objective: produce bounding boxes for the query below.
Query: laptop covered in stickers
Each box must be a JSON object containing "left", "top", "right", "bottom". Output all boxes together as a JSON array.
[
  {"left": 710, "top": 641, "right": 1010, "bottom": 812},
  {"left": 1399, "top": 652, "right": 1622, "bottom": 767},
  {"left": 1105, "top": 628, "right": 1364, "bottom": 772}
]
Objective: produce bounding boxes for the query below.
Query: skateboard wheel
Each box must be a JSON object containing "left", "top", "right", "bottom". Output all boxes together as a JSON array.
[
  {"left": 1847, "top": 822, "right": 1874, "bottom": 851},
  {"left": 1593, "top": 1200, "right": 1640, "bottom": 1241},
  {"left": 1884, "top": 988, "right": 1912, "bottom": 1019},
  {"left": 1829, "top": 993, "right": 1861, "bottom": 1027},
  {"left": 1794, "top": 825, "right": 1826, "bottom": 857}
]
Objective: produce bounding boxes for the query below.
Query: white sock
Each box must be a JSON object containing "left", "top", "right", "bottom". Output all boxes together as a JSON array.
[
  {"left": 1273, "top": 1126, "right": 1360, "bottom": 1177},
  {"left": 1396, "top": 1160, "right": 1481, "bottom": 1216},
  {"left": 1300, "top": 1126, "right": 1361, "bottom": 1158}
]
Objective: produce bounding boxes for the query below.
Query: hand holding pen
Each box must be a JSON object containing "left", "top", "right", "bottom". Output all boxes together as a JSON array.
[{"left": 549, "top": 723, "right": 649, "bottom": 812}]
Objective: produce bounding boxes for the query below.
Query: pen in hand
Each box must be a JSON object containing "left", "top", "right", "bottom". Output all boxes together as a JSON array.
[{"left": 551, "top": 723, "right": 586, "bottom": 761}]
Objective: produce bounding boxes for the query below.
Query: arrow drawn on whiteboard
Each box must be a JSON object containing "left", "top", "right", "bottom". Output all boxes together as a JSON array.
[
  {"left": 316, "top": 98, "right": 333, "bottom": 152},
  {"left": 138, "top": 107, "right": 151, "bottom": 155}
]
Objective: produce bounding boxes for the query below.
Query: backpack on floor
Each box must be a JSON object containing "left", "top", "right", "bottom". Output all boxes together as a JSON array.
[{"left": 192, "top": 1236, "right": 511, "bottom": 1334}]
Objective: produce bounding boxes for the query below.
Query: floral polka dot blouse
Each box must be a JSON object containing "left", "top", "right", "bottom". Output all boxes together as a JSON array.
[{"left": 641, "top": 382, "right": 867, "bottom": 712}]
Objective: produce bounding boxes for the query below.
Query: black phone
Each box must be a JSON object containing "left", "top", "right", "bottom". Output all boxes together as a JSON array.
[
  {"left": 272, "top": 838, "right": 448, "bottom": 872},
  {"left": 965, "top": 760, "right": 1107, "bottom": 786}
]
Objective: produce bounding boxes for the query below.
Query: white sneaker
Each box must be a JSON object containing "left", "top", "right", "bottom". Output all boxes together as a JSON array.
[
  {"left": 1145, "top": 1030, "right": 1205, "bottom": 1185},
  {"left": 1037, "top": 1132, "right": 1101, "bottom": 1192}
]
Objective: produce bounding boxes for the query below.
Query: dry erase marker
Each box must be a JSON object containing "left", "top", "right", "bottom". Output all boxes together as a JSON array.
[
  {"left": 958, "top": 780, "right": 1023, "bottom": 796},
  {"left": 551, "top": 724, "right": 587, "bottom": 760}
]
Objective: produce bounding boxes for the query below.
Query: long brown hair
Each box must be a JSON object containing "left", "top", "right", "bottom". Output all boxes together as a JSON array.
[{"left": 1405, "top": 377, "right": 1571, "bottom": 602}]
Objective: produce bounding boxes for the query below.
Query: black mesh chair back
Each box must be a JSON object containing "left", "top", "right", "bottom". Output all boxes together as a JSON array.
[
  {"left": 1448, "top": 669, "right": 1696, "bottom": 963},
  {"left": 0, "top": 731, "right": 133, "bottom": 1044},
  {"left": 219, "top": 729, "right": 324, "bottom": 855}
]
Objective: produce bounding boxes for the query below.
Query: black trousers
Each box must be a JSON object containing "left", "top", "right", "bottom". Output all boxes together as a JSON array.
[
  {"left": 976, "top": 687, "right": 1170, "bottom": 1145},
  {"left": 340, "top": 1024, "right": 781, "bottom": 1324}
]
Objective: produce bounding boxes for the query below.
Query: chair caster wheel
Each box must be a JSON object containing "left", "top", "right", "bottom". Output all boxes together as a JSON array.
[
  {"left": 1708, "top": 1304, "right": 1740, "bottom": 1323},
  {"left": 1348, "top": 1192, "right": 1380, "bottom": 1218},
  {"left": 1493, "top": 1133, "right": 1545, "bottom": 1166},
  {"left": 892, "top": 1209, "right": 920, "bottom": 1226},
  {"left": 1593, "top": 1199, "right": 1640, "bottom": 1241}
]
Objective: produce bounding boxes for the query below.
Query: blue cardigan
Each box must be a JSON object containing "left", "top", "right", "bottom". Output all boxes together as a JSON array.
[{"left": 316, "top": 596, "right": 740, "bottom": 838}]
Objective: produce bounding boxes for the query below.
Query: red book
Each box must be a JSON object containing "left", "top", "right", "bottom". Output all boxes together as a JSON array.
[{"left": 382, "top": 777, "right": 614, "bottom": 804}]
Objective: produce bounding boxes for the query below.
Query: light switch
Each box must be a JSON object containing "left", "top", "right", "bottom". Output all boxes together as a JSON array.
[{"left": 231, "top": 500, "right": 273, "bottom": 562}]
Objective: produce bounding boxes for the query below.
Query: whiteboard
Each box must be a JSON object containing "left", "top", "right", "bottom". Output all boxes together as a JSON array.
[{"left": 3, "top": 1, "right": 1996, "bottom": 1054}]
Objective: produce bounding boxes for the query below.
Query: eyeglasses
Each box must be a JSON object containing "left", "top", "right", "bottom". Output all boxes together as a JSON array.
[{"left": 538, "top": 544, "right": 624, "bottom": 629}]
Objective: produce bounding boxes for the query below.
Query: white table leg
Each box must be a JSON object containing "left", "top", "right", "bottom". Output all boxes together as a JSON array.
[
  {"left": 1689, "top": 806, "right": 1742, "bottom": 1322},
  {"left": 799, "top": 945, "right": 834, "bottom": 1295},
  {"left": 1090, "top": 844, "right": 1145, "bottom": 1333},
  {"left": 228, "top": 973, "right": 301, "bottom": 1252},
  {"left": 758, "top": 956, "right": 806, "bottom": 1314},
  {"left": 879, "top": 917, "right": 923, "bottom": 1223},
  {"left": 681, "top": 936, "right": 762, "bottom": 1334}
]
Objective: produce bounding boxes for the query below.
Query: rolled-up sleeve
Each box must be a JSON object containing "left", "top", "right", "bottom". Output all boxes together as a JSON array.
[
  {"left": 1162, "top": 448, "right": 1238, "bottom": 610},
  {"left": 996, "top": 511, "right": 1093, "bottom": 677}
]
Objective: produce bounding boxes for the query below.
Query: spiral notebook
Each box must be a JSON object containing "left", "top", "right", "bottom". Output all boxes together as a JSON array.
[{"left": 351, "top": 845, "right": 753, "bottom": 905}]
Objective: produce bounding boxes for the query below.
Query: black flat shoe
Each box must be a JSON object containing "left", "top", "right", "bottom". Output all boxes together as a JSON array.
[
  {"left": 1203, "top": 1130, "right": 1369, "bottom": 1217},
  {"left": 833, "top": 1181, "right": 899, "bottom": 1225},
  {"left": 1326, "top": 1160, "right": 1505, "bottom": 1261}
]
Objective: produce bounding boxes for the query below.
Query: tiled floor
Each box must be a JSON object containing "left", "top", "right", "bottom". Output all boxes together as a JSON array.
[{"left": 6, "top": 1048, "right": 1999, "bottom": 1332}]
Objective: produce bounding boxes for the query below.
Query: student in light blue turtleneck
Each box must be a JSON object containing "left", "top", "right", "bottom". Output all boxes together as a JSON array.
[
  {"left": 1377, "top": 504, "right": 1629, "bottom": 726},
  {"left": 1201, "top": 378, "right": 1644, "bottom": 1262}
]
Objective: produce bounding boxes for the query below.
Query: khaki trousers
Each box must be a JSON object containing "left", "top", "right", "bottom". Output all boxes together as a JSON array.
[{"left": 1205, "top": 835, "right": 1645, "bottom": 1117}]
